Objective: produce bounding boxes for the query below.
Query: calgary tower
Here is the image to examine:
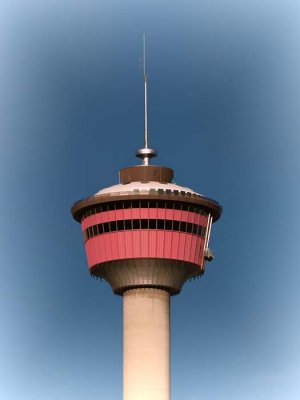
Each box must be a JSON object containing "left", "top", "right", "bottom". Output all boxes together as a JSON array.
[{"left": 71, "top": 35, "right": 222, "bottom": 400}]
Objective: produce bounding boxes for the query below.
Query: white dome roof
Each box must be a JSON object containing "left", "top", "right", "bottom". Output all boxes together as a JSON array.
[{"left": 95, "top": 181, "right": 202, "bottom": 197}]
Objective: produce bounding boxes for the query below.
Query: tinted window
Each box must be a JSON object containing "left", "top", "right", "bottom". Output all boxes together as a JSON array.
[
  {"left": 117, "top": 220, "right": 124, "bottom": 230},
  {"left": 110, "top": 221, "right": 117, "bottom": 232},
  {"left": 84, "top": 219, "right": 206, "bottom": 239},
  {"left": 149, "top": 220, "right": 156, "bottom": 229},
  {"left": 125, "top": 220, "right": 132, "bottom": 230},
  {"left": 165, "top": 220, "right": 172, "bottom": 230},
  {"left": 132, "top": 220, "right": 140, "bottom": 229},
  {"left": 187, "top": 223, "right": 193, "bottom": 234},
  {"left": 157, "top": 220, "right": 164, "bottom": 229}
]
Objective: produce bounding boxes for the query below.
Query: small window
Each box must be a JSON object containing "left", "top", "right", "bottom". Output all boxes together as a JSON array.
[
  {"left": 149, "top": 220, "right": 156, "bottom": 229},
  {"left": 192, "top": 224, "right": 198, "bottom": 235},
  {"left": 187, "top": 223, "right": 193, "bottom": 234},
  {"left": 132, "top": 220, "right": 140, "bottom": 229},
  {"left": 174, "top": 202, "right": 181, "bottom": 210},
  {"left": 180, "top": 221, "right": 187, "bottom": 232},
  {"left": 181, "top": 203, "right": 188, "bottom": 211},
  {"left": 102, "top": 204, "right": 108, "bottom": 212},
  {"left": 98, "top": 224, "right": 104, "bottom": 234},
  {"left": 93, "top": 225, "right": 98, "bottom": 236},
  {"left": 166, "top": 201, "right": 173, "bottom": 209},
  {"left": 140, "top": 200, "right": 148, "bottom": 208},
  {"left": 125, "top": 220, "right": 132, "bottom": 230},
  {"left": 131, "top": 200, "right": 139, "bottom": 208},
  {"left": 149, "top": 200, "right": 157, "bottom": 208},
  {"left": 196, "top": 225, "right": 202, "bottom": 237},
  {"left": 123, "top": 200, "right": 131, "bottom": 210},
  {"left": 157, "top": 200, "right": 165, "bottom": 208},
  {"left": 173, "top": 221, "right": 180, "bottom": 231},
  {"left": 165, "top": 220, "right": 172, "bottom": 230},
  {"left": 110, "top": 221, "right": 117, "bottom": 232},
  {"left": 103, "top": 222, "right": 110, "bottom": 233},
  {"left": 117, "top": 220, "right": 124, "bottom": 230},
  {"left": 141, "top": 220, "right": 148, "bottom": 229},
  {"left": 157, "top": 219, "right": 164, "bottom": 230}
]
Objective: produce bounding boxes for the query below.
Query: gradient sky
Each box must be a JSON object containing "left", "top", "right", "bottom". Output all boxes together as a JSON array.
[{"left": 1, "top": 1, "right": 300, "bottom": 399}]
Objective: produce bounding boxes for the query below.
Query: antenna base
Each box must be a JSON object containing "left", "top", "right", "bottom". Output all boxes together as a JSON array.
[{"left": 136, "top": 148, "right": 157, "bottom": 165}]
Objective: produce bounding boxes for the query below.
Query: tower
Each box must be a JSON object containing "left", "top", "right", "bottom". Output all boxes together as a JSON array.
[{"left": 71, "top": 36, "right": 222, "bottom": 400}]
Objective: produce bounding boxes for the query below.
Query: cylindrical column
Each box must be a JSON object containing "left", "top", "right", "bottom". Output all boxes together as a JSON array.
[{"left": 123, "top": 288, "right": 170, "bottom": 400}]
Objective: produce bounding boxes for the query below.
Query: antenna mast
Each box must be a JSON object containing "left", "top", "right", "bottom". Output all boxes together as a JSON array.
[
  {"left": 143, "top": 33, "right": 148, "bottom": 149},
  {"left": 136, "top": 33, "right": 157, "bottom": 166}
]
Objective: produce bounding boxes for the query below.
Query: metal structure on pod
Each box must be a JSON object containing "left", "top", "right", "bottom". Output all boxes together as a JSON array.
[{"left": 71, "top": 35, "right": 222, "bottom": 400}]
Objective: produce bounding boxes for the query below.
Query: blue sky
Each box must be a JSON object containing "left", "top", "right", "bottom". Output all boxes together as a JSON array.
[{"left": 1, "top": 1, "right": 300, "bottom": 399}]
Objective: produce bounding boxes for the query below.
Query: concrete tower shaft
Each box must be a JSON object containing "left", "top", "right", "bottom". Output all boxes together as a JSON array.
[{"left": 123, "top": 288, "right": 170, "bottom": 400}]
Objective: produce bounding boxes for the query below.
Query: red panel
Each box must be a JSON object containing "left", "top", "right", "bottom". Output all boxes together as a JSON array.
[
  {"left": 85, "top": 240, "right": 94, "bottom": 267},
  {"left": 140, "top": 230, "right": 148, "bottom": 257},
  {"left": 200, "top": 214, "right": 209, "bottom": 226},
  {"left": 84, "top": 229, "right": 207, "bottom": 268},
  {"left": 157, "top": 208, "right": 166, "bottom": 219},
  {"left": 172, "top": 210, "right": 182, "bottom": 220},
  {"left": 177, "top": 233, "right": 187, "bottom": 261},
  {"left": 156, "top": 231, "right": 165, "bottom": 258},
  {"left": 150, "top": 207, "right": 158, "bottom": 219},
  {"left": 185, "top": 234, "right": 192, "bottom": 261},
  {"left": 110, "top": 232, "right": 119, "bottom": 260},
  {"left": 163, "top": 231, "right": 172, "bottom": 259},
  {"left": 117, "top": 232, "right": 126, "bottom": 259},
  {"left": 94, "top": 236, "right": 102, "bottom": 264},
  {"left": 148, "top": 230, "right": 157, "bottom": 257},
  {"left": 91, "top": 238, "right": 98, "bottom": 265},
  {"left": 165, "top": 209, "right": 174, "bottom": 220},
  {"left": 140, "top": 208, "right": 149, "bottom": 218},
  {"left": 132, "top": 230, "right": 139, "bottom": 258},
  {"left": 101, "top": 235, "right": 110, "bottom": 262},
  {"left": 82, "top": 208, "right": 209, "bottom": 231},
  {"left": 124, "top": 231, "right": 133, "bottom": 258},
  {"left": 195, "top": 236, "right": 204, "bottom": 265},
  {"left": 106, "top": 233, "right": 114, "bottom": 260},
  {"left": 189, "top": 235, "right": 198, "bottom": 264},
  {"left": 171, "top": 231, "right": 180, "bottom": 260},
  {"left": 131, "top": 208, "right": 140, "bottom": 219},
  {"left": 186, "top": 212, "right": 196, "bottom": 223}
]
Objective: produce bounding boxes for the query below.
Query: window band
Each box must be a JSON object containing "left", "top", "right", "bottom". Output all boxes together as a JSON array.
[
  {"left": 82, "top": 200, "right": 208, "bottom": 221},
  {"left": 84, "top": 218, "right": 206, "bottom": 241}
]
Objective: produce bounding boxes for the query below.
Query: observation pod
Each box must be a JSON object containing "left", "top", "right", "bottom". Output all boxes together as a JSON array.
[{"left": 71, "top": 163, "right": 222, "bottom": 295}]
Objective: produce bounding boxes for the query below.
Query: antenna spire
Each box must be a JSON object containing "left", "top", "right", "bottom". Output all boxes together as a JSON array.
[
  {"left": 143, "top": 33, "right": 148, "bottom": 149},
  {"left": 136, "top": 33, "right": 157, "bottom": 166}
]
